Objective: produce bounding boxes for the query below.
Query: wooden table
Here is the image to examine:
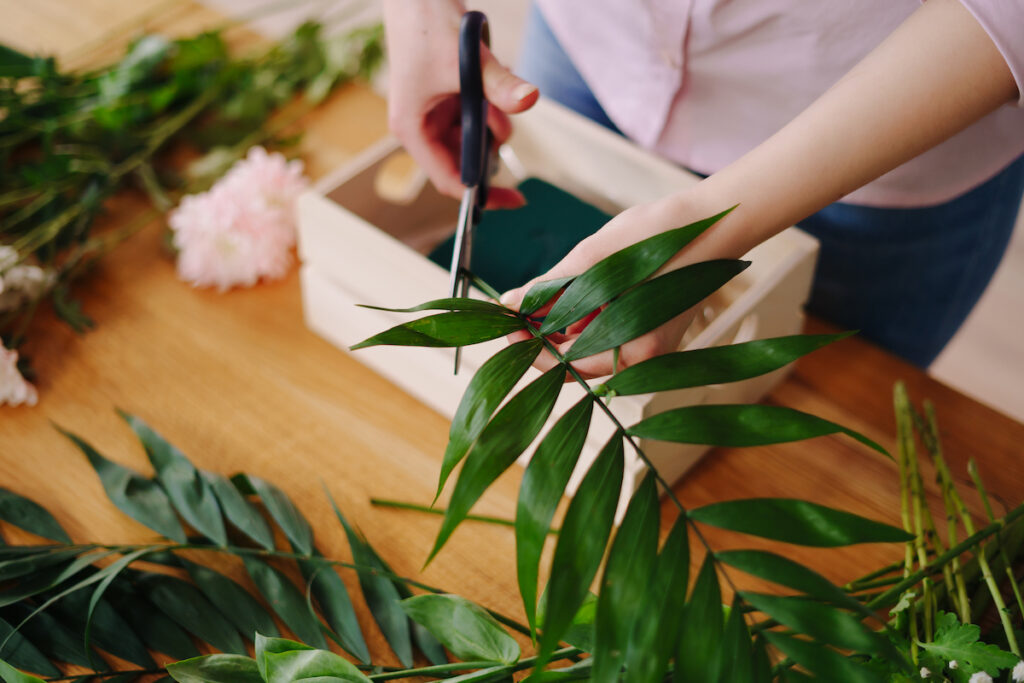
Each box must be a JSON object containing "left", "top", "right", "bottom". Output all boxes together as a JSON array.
[{"left": 2, "top": 0, "right": 1022, "bottom": 668}]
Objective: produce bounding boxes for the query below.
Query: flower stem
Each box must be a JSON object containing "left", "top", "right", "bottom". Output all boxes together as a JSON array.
[
  {"left": 894, "top": 384, "right": 921, "bottom": 660},
  {"left": 867, "top": 503, "right": 1024, "bottom": 610},
  {"left": 966, "top": 458, "right": 1022, "bottom": 657},
  {"left": 917, "top": 401, "right": 972, "bottom": 623}
]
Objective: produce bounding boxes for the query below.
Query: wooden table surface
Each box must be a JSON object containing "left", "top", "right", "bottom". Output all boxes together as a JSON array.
[{"left": 2, "top": 0, "right": 1023, "bottom": 668}]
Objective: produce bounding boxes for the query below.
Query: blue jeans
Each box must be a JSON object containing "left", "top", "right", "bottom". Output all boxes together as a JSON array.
[{"left": 516, "top": 4, "right": 1024, "bottom": 367}]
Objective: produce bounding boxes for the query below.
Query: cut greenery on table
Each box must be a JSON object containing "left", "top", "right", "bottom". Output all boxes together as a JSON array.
[
  {"left": 0, "top": 10, "right": 383, "bottom": 374},
  {"left": 0, "top": 212, "right": 1019, "bottom": 682}
]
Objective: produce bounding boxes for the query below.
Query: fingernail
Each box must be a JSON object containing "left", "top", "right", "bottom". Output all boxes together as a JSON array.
[{"left": 513, "top": 83, "right": 537, "bottom": 102}]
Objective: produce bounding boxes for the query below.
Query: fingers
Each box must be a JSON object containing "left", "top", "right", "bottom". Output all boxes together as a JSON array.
[{"left": 481, "top": 46, "right": 539, "bottom": 114}]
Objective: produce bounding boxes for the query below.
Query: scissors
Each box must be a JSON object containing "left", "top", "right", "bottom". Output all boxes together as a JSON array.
[{"left": 449, "top": 10, "right": 494, "bottom": 375}]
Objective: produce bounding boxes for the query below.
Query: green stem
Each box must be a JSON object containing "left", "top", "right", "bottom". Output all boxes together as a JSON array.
[
  {"left": 368, "top": 661, "right": 499, "bottom": 681},
  {"left": 893, "top": 384, "right": 920, "bottom": 661},
  {"left": 968, "top": 458, "right": 1024, "bottom": 623},
  {"left": 845, "top": 560, "right": 905, "bottom": 589},
  {"left": 43, "top": 668, "right": 167, "bottom": 681},
  {"left": 369, "top": 498, "right": 557, "bottom": 534},
  {"left": 965, "top": 459, "right": 1021, "bottom": 657},
  {"left": 867, "top": 503, "right": 1024, "bottom": 610},
  {"left": 919, "top": 402, "right": 972, "bottom": 622},
  {"left": 368, "top": 647, "right": 580, "bottom": 682}
]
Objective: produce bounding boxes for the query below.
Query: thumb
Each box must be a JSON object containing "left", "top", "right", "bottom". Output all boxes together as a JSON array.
[{"left": 481, "top": 47, "right": 539, "bottom": 114}]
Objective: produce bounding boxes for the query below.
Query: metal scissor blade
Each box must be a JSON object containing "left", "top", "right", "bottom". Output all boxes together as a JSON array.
[{"left": 449, "top": 186, "right": 478, "bottom": 374}]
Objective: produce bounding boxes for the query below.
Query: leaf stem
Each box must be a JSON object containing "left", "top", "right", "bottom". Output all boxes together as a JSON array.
[
  {"left": 368, "top": 661, "right": 501, "bottom": 680},
  {"left": 369, "top": 498, "right": 557, "bottom": 534}
]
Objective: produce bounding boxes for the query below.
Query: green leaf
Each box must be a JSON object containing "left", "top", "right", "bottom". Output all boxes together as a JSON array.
[
  {"left": 350, "top": 312, "right": 525, "bottom": 350},
  {"left": 740, "top": 592, "right": 893, "bottom": 658},
  {"left": 717, "top": 550, "right": 875, "bottom": 618},
  {"left": 401, "top": 594, "right": 519, "bottom": 664},
  {"left": 0, "top": 618, "right": 59, "bottom": 677},
  {"left": 764, "top": 631, "right": 885, "bottom": 683},
  {"left": 243, "top": 557, "right": 327, "bottom": 648},
  {"left": 0, "top": 45, "right": 39, "bottom": 78},
  {"left": 0, "top": 550, "right": 116, "bottom": 609},
  {"left": 0, "top": 656, "right": 45, "bottom": 683},
  {"left": 0, "top": 548, "right": 82, "bottom": 581},
  {"left": 624, "top": 514, "right": 689, "bottom": 683},
  {"left": 299, "top": 558, "right": 369, "bottom": 663},
  {"left": 96, "top": 35, "right": 171, "bottom": 105},
  {"left": 591, "top": 474, "right": 659, "bottom": 683},
  {"left": 540, "top": 210, "right": 732, "bottom": 333},
  {"left": 689, "top": 498, "right": 912, "bottom": 547},
  {"left": 327, "top": 495, "right": 413, "bottom": 667},
  {"left": 364, "top": 551, "right": 448, "bottom": 666},
  {"left": 263, "top": 649, "right": 372, "bottom": 683},
  {"left": 516, "top": 398, "right": 593, "bottom": 636},
  {"left": 83, "top": 548, "right": 155, "bottom": 659},
  {"left": 167, "top": 654, "right": 264, "bottom": 683},
  {"left": 7, "top": 555, "right": 155, "bottom": 669},
  {"left": 717, "top": 596, "right": 753, "bottom": 683},
  {"left": 563, "top": 260, "right": 750, "bottom": 361},
  {"left": 0, "top": 489, "right": 70, "bottom": 543},
  {"left": 255, "top": 634, "right": 312, "bottom": 680},
  {"left": 238, "top": 474, "right": 313, "bottom": 556},
  {"left": 675, "top": 554, "right": 724, "bottom": 683},
  {"left": 439, "top": 338, "right": 544, "bottom": 497},
  {"left": 119, "top": 412, "right": 227, "bottom": 546},
  {"left": 752, "top": 636, "right": 773, "bottom": 683},
  {"left": 536, "top": 588, "right": 597, "bottom": 653},
  {"left": 182, "top": 559, "right": 279, "bottom": 640},
  {"left": 136, "top": 573, "right": 247, "bottom": 654},
  {"left": 358, "top": 299, "right": 510, "bottom": 314},
  {"left": 598, "top": 333, "right": 850, "bottom": 396},
  {"left": 60, "top": 428, "right": 186, "bottom": 542},
  {"left": 204, "top": 472, "right": 275, "bottom": 550},
  {"left": 104, "top": 581, "right": 201, "bottom": 660},
  {"left": 627, "top": 404, "right": 888, "bottom": 456},
  {"left": 5, "top": 604, "right": 99, "bottom": 668},
  {"left": 538, "top": 434, "right": 623, "bottom": 665},
  {"left": 520, "top": 276, "right": 575, "bottom": 316},
  {"left": 48, "top": 586, "right": 156, "bottom": 668},
  {"left": 430, "top": 367, "right": 564, "bottom": 564},
  {"left": 919, "top": 611, "right": 1018, "bottom": 673}
]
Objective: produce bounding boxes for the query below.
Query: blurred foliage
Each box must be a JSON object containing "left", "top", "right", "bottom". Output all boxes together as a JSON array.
[{"left": 0, "top": 19, "right": 383, "bottom": 351}]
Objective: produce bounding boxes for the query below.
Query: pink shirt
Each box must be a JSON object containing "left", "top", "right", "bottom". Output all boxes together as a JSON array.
[{"left": 535, "top": 0, "right": 1024, "bottom": 207}]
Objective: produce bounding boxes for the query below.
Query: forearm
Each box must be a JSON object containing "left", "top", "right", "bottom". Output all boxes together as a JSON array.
[{"left": 671, "top": 0, "right": 1019, "bottom": 262}]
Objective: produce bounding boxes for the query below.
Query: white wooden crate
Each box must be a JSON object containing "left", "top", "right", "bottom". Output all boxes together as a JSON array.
[{"left": 297, "top": 98, "right": 818, "bottom": 510}]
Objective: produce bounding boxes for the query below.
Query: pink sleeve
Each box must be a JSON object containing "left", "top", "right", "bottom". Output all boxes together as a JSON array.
[{"left": 958, "top": 0, "right": 1024, "bottom": 106}]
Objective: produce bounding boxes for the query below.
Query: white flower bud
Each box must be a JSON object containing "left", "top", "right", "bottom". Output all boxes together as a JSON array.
[
  {"left": 1012, "top": 660, "right": 1024, "bottom": 683},
  {"left": 967, "top": 672, "right": 992, "bottom": 683}
]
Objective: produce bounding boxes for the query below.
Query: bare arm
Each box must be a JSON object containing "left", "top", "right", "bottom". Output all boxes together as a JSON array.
[{"left": 503, "top": 0, "right": 1020, "bottom": 377}]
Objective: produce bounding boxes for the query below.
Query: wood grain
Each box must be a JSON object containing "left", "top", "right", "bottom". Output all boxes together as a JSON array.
[{"left": 1, "top": 0, "right": 1022, "bottom": 667}]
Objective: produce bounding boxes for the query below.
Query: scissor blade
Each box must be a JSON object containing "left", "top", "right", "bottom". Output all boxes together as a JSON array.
[
  {"left": 450, "top": 185, "right": 478, "bottom": 375},
  {"left": 449, "top": 186, "right": 478, "bottom": 300}
]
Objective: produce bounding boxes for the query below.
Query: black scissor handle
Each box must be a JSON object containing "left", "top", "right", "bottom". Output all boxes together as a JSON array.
[{"left": 459, "top": 11, "right": 490, "bottom": 189}]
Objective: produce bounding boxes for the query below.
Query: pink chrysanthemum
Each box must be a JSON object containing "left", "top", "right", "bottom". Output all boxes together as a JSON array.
[
  {"left": 0, "top": 343, "right": 37, "bottom": 407},
  {"left": 169, "top": 147, "right": 308, "bottom": 291}
]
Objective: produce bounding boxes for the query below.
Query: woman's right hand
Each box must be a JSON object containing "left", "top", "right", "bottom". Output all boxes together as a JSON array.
[{"left": 381, "top": 0, "right": 540, "bottom": 208}]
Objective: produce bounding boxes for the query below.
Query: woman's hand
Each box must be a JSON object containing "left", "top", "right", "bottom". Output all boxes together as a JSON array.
[
  {"left": 499, "top": 195, "right": 741, "bottom": 379},
  {"left": 382, "top": 0, "right": 539, "bottom": 209}
]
